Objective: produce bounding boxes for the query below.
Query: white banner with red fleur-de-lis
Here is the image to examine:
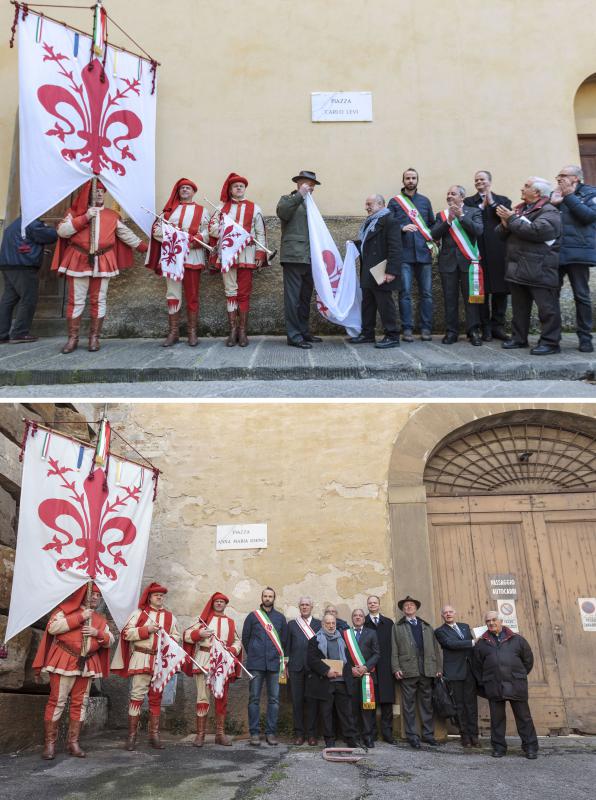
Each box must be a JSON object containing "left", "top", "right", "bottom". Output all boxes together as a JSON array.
[
  {"left": 151, "top": 628, "right": 188, "bottom": 693},
  {"left": 218, "top": 212, "right": 254, "bottom": 273},
  {"left": 17, "top": 10, "right": 156, "bottom": 235},
  {"left": 5, "top": 423, "right": 155, "bottom": 642}
]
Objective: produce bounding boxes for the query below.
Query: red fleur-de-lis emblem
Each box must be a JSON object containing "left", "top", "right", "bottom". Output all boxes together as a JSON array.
[
  {"left": 162, "top": 230, "right": 186, "bottom": 266},
  {"left": 316, "top": 249, "right": 341, "bottom": 314},
  {"left": 220, "top": 223, "right": 243, "bottom": 250},
  {"left": 38, "top": 457, "right": 140, "bottom": 580},
  {"left": 37, "top": 44, "right": 143, "bottom": 176}
]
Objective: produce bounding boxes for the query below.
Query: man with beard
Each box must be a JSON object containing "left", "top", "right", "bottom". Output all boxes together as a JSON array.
[
  {"left": 389, "top": 169, "right": 435, "bottom": 341},
  {"left": 464, "top": 171, "right": 512, "bottom": 341},
  {"left": 111, "top": 582, "right": 180, "bottom": 751},
  {"left": 32, "top": 584, "right": 113, "bottom": 760},
  {"left": 364, "top": 595, "right": 396, "bottom": 743},
  {"left": 286, "top": 596, "right": 322, "bottom": 745},
  {"left": 348, "top": 194, "right": 402, "bottom": 348},
  {"left": 241, "top": 587, "right": 288, "bottom": 746},
  {"left": 183, "top": 591, "right": 242, "bottom": 747}
]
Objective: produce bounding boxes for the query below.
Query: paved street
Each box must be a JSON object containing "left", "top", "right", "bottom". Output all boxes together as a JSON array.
[
  {"left": 0, "top": 734, "right": 594, "bottom": 800},
  {"left": 0, "top": 335, "right": 594, "bottom": 397}
]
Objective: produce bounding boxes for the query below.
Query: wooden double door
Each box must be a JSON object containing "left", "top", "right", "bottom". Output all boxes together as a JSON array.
[{"left": 427, "top": 492, "right": 596, "bottom": 734}]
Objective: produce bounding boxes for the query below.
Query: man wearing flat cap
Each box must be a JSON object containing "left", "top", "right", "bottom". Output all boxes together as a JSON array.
[
  {"left": 183, "top": 591, "right": 242, "bottom": 747},
  {"left": 277, "top": 170, "right": 323, "bottom": 349},
  {"left": 111, "top": 581, "right": 180, "bottom": 751},
  {"left": 391, "top": 595, "right": 442, "bottom": 749}
]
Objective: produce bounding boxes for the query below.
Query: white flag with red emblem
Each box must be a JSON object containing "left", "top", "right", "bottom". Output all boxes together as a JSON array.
[
  {"left": 217, "top": 212, "right": 254, "bottom": 273},
  {"left": 160, "top": 222, "right": 189, "bottom": 282},
  {"left": 5, "top": 423, "right": 155, "bottom": 642},
  {"left": 305, "top": 194, "right": 362, "bottom": 336},
  {"left": 151, "top": 628, "right": 187, "bottom": 693},
  {"left": 17, "top": 9, "right": 156, "bottom": 234},
  {"left": 207, "top": 638, "right": 237, "bottom": 699}
]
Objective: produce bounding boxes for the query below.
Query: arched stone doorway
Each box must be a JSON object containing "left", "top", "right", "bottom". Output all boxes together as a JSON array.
[
  {"left": 388, "top": 406, "right": 596, "bottom": 734},
  {"left": 575, "top": 74, "right": 596, "bottom": 184}
]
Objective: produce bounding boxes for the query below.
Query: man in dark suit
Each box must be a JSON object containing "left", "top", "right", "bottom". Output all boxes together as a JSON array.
[
  {"left": 431, "top": 185, "right": 484, "bottom": 346},
  {"left": 348, "top": 194, "right": 403, "bottom": 348},
  {"left": 464, "top": 171, "right": 512, "bottom": 341},
  {"left": 349, "top": 608, "right": 380, "bottom": 748},
  {"left": 286, "top": 596, "right": 321, "bottom": 745},
  {"left": 365, "top": 595, "right": 396, "bottom": 743},
  {"left": 434, "top": 604, "right": 479, "bottom": 747},
  {"left": 305, "top": 613, "right": 359, "bottom": 748}
]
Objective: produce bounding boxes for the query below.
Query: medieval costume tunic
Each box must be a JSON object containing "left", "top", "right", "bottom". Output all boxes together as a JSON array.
[
  {"left": 183, "top": 591, "right": 242, "bottom": 746},
  {"left": 32, "top": 584, "right": 113, "bottom": 759},
  {"left": 146, "top": 178, "right": 210, "bottom": 346},
  {"left": 111, "top": 581, "right": 180, "bottom": 750},
  {"left": 208, "top": 173, "right": 267, "bottom": 346},
  {"left": 52, "top": 180, "right": 147, "bottom": 353}
]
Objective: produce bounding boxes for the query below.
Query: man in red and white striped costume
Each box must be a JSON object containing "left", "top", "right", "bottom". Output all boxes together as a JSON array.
[
  {"left": 209, "top": 173, "right": 268, "bottom": 346},
  {"left": 51, "top": 180, "right": 147, "bottom": 354},
  {"left": 111, "top": 581, "right": 180, "bottom": 750},
  {"left": 147, "top": 178, "right": 210, "bottom": 347},
  {"left": 183, "top": 591, "right": 242, "bottom": 747},
  {"left": 32, "top": 583, "right": 113, "bottom": 760}
]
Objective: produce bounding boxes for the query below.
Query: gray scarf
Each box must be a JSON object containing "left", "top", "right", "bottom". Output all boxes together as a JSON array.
[
  {"left": 358, "top": 207, "right": 390, "bottom": 247},
  {"left": 315, "top": 628, "right": 347, "bottom": 661}
]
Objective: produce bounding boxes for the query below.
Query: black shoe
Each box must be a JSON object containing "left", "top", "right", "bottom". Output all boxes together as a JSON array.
[
  {"left": 408, "top": 738, "right": 421, "bottom": 749},
  {"left": 402, "top": 329, "right": 414, "bottom": 342},
  {"left": 374, "top": 337, "right": 400, "bottom": 349},
  {"left": 287, "top": 338, "right": 312, "bottom": 349},
  {"left": 383, "top": 736, "right": 397, "bottom": 745},
  {"left": 345, "top": 738, "right": 358, "bottom": 748},
  {"left": 525, "top": 751, "right": 538, "bottom": 760},
  {"left": 491, "top": 750, "right": 506, "bottom": 758},
  {"left": 442, "top": 333, "right": 458, "bottom": 345},
  {"left": 579, "top": 340, "right": 594, "bottom": 353},
  {"left": 324, "top": 739, "right": 336, "bottom": 748},
  {"left": 348, "top": 334, "right": 375, "bottom": 344},
  {"left": 469, "top": 330, "right": 483, "bottom": 346},
  {"left": 481, "top": 327, "right": 493, "bottom": 342},
  {"left": 303, "top": 334, "right": 323, "bottom": 343},
  {"left": 530, "top": 343, "right": 561, "bottom": 356},
  {"left": 502, "top": 339, "right": 528, "bottom": 349},
  {"left": 492, "top": 326, "right": 510, "bottom": 341},
  {"left": 364, "top": 738, "right": 375, "bottom": 749},
  {"left": 422, "top": 737, "right": 439, "bottom": 746}
]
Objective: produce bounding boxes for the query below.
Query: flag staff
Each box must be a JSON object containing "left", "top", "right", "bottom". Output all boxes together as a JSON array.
[
  {"left": 195, "top": 614, "right": 254, "bottom": 679},
  {"left": 203, "top": 197, "right": 275, "bottom": 257},
  {"left": 141, "top": 206, "right": 214, "bottom": 252}
]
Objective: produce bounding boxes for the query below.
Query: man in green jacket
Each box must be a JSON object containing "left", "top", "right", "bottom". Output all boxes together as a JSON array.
[
  {"left": 391, "top": 595, "right": 442, "bottom": 749},
  {"left": 276, "top": 170, "right": 323, "bottom": 349}
]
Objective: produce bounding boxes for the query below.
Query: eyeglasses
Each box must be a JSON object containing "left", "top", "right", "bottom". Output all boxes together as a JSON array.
[{"left": 556, "top": 174, "right": 575, "bottom": 179}]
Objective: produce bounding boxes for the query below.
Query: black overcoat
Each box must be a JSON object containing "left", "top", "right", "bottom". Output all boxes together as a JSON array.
[
  {"left": 473, "top": 628, "right": 534, "bottom": 701},
  {"left": 364, "top": 613, "right": 395, "bottom": 703},
  {"left": 304, "top": 634, "right": 355, "bottom": 701},
  {"left": 434, "top": 622, "right": 475, "bottom": 682},
  {"left": 430, "top": 206, "right": 483, "bottom": 274},
  {"left": 356, "top": 213, "right": 403, "bottom": 292},
  {"left": 286, "top": 617, "right": 322, "bottom": 673},
  {"left": 464, "top": 192, "right": 512, "bottom": 293}
]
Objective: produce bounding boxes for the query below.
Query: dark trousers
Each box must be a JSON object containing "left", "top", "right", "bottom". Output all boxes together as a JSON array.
[
  {"left": 400, "top": 675, "right": 434, "bottom": 740},
  {"left": 351, "top": 679, "right": 376, "bottom": 741},
  {"left": 362, "top": 287, "right": 399, "bottom": 339},
  {"left": 318, "top": 682, "right": 357, "bottom": 744},
  {"left": 488, "top": 698, "right": 538, "bottom": 754},
  {"left": 440, "top": 269, "right": 482, "bottom": 336},
  {"left": 0, "top": 269, "right": 39, "bottom": 339},
  {"left": 289, "top": 670, "right": 317, "bottom": 737},
  {"left": 282, "top": 263, "right": 314, "bottom": 342},
  {"left": 510, "top": 282, "right": 561, "bottom": 346},
  {"left": 377, "top": 702, "right": 394, "bottom": 740},
  {"left": 448, "top": 671, "right": 478, "bottom": 739},
  {"left": 559, "top": 264, "right": 593, "bottom": 343},
  {"left": 479, "top": 292, "right": 508, "bottom": 330}
]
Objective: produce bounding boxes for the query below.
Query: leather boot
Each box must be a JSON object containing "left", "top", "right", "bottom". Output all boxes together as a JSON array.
[
  {"left": 126, "top": 714, "right": 139, "bottom": 751},
  {"left": 88, "top": 317, "right": 103, "bottom": 352},
  {"left": 149, "top": 714, "right": 165, "bottom": 749},
  {"left": 225, "top": 311, "right": 238, "bottom": 347},
  {"left": 61, "top": 317, "right": 81, "bottom": 354},
  {"left": 42, "top": 719, "right": 58, "bottom": 760},
  {"left": 214, "top": 713, "right": 232, "bottom": 746},
  {"left": 187, "top": 310, "right": 199, "bottom": 347},
  {"left": 193, "top": 715, "right": 207, "bottom": 748},
  {"left": 237, "top": 310, "right": 249, "bottom": 347},
  {"left": 67, "top": 719, "right": 86, "bottom": 758},
  {"left": 161, "top": 312, "right": 180, "bottom": 347}
]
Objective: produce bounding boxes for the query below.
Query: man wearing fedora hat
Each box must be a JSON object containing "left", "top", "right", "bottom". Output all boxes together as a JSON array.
[
  {"left": 277, "top": 171, "right": 323, "bottom": 349},
  {"left": 391, "top": 595, "right": 442, "bottom": 749}
]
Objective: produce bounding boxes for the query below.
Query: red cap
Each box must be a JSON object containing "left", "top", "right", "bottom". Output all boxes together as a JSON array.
[
  {"left": 139, "top": 582, "right": 168, "bottom": 609},
  {"left": 161, "top": 178, "right": 198, "bottom": 219},
  {"left": 219, "top": 173, "right": 248, "bottom": 202},
  {"left": 200, "top": 591, "right": 229, "bottom": 625}
]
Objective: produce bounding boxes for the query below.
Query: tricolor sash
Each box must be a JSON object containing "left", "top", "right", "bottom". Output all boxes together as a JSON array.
[
  {"left": 343, "top": 629, "right": 375, "bottom": 709},
  {"left": 393, "top": 194, "right": 433, "bottom": 242},
  {"left": 295, "top": 617, "right": 316, "bottom": 640},
  {"left": 440, "top": 210, "right": 485, "bottom": 303},
  {"left": 254, "top": 609, "right": 287, "bottom": 684}
]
